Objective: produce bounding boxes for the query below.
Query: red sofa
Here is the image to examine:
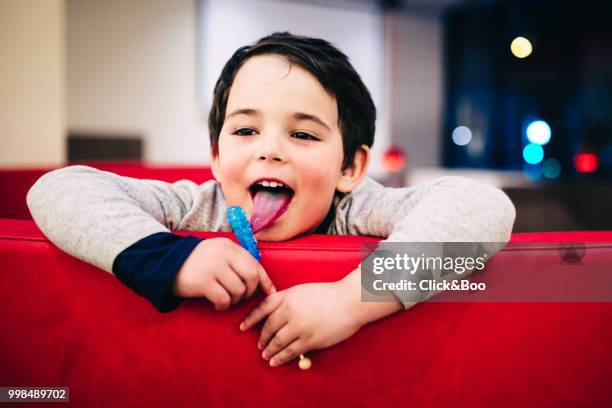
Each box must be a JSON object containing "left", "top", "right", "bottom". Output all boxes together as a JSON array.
[
  {"left": 1, "top": 217, "right": 611, "bottom": 407},
  {"left": 2, "top": 164, "right": 611, "bottom": 406},
  {"left": 0, "top": 163, "right": 214, "bottom": 219}
]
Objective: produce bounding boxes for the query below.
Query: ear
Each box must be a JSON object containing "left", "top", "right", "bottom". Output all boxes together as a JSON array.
[
  {"left": 210, "top": 147, "right": 222, "bottom": 182},
  {"left": 336, "top": 145, "right": 370, "bottom": 193}
]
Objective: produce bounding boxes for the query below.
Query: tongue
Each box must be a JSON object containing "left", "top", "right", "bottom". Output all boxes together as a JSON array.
[{"left": 250, "top": 189, "right": 292, "bottom": 234}]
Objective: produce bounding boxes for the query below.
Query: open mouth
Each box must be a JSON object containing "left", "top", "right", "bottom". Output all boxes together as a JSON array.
[{"left": 248, "top": 179, "right": 295, "bottom": 233}]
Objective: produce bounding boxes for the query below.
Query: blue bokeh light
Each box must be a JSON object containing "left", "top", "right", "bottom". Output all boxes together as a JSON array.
[
  {"left": 523, "top": 143, "right": 544, "bottom": 164},
  {"left": 542, "top": 158, "right": 561, "bottom": 179},
  {"left": 526, "top": 120, "right": 551, "bottom": 145},
  {"left": 523, "top": 164, "right": 542, "bottom": 180},
  {"left": 452, "top": 126, "right": 472, "bottom": 146}
]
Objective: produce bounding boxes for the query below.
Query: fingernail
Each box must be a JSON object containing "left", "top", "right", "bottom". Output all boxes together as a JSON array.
[
  {"left": 257, "top": 342, "right": 262, "bottom": 350},
  {"left": 261, "top": 351, "right": 268, "bottom": 360},
  {"left": 269, "top": 359, "right": 277, "bottom": 367},
  {"left": 239, "top": 322, "right": 245, "bottom": 331}
]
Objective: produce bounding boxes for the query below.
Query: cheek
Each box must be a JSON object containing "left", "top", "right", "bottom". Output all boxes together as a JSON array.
[
  {"left": 217, "top": 136, "right": 246, "bottom": 181},
  {"left": 298, "top": 145, "right": 343, "bottom": 188},
  {"left": 215, "top": 135, "right": 252, "bottom": 207},
  {"left": 292, "top": 150, "right": 342, "bottom": 228},
  {"left": 302, "top": 163, "right": 338, "bottom": 190},
  {"left": 220, "top": 160, "right": 243, "bottom": 182}
]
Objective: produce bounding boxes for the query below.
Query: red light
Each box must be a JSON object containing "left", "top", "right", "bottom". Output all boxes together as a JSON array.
[
  {"left": 382, "top": 146, "right": 406, "bottom": 173},
  {"left": 574, "top": 153, "right": 599, "bottom": 173}
]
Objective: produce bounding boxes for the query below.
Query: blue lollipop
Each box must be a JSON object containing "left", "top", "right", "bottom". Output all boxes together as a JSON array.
[{"left": 227, "top": 206, "right": 261, "bottom": 261}]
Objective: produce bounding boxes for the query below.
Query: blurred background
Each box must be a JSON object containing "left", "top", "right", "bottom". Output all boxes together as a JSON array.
[{"left": 1, "top": 0, "right": 611, "bottom": 232}]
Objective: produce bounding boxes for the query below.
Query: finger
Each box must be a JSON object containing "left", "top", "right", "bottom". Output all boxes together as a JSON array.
[
  {"left": 257, "top": 264, "right": 276, "bottom": 296},
  {"left": 203, "top": 280, "right": 232, "bottom": 311},
  {"left": 262, "top": 325, "right": 298, "bottom": 360},
  {"left": 240, "top": 293, "right": 282, "bottom": 331},
  {"left": 258, "top": 308, "right": 289, "bottom": 351},
  {"left": 269, "top": 338, "right": 307, "bottom": 367},
  {"left": 216, "top": 270, "right": 247, "bottom": 304},
  {"left": 231, "top": 244, "right": 277, "bottom": 296},
  {"left": 229, "top": 246, "right": 260, "bottom": 298}
]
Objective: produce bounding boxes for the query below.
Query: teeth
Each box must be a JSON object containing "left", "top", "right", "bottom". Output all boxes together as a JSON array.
[{"left": 257, "top": 180, "right": 285, "bottom": 188}]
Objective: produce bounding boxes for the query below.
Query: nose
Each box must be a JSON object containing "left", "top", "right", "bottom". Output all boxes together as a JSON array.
[{"left": 256, "top": 132, "right": 286, "bottom": 163}]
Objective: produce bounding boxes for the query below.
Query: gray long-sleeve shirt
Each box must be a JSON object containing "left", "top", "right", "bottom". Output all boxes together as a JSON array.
[{"left": 27, "top": 165, "right": 516, "bottom": 307}]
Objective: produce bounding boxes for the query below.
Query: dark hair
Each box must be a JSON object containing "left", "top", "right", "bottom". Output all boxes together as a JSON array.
[{"left": 208, "top": 32, "right": 376, "bottom": 170}]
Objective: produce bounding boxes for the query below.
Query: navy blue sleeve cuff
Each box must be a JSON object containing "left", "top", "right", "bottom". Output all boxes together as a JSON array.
[{"left": 112, "top": 232, "right": 203, "bottom": 313}]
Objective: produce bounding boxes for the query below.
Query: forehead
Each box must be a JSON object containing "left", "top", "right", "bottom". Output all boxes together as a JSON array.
[{"left": 226, "top": 54, "right": 338, "bottom": 126}]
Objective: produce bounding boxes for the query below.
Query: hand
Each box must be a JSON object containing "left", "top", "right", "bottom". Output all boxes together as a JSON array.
[
  {"left": 172, "top": 238, "right": 276, "bottom": 310},
  {"left": 239, "top": 279, "right": 363, "bottom": 367}
]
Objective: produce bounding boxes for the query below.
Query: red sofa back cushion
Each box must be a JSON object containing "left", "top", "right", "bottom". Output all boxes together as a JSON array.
[
  {"left": 0, "top": 163, "right": 214, "bottom": 219},
  {"left": 1, "top": 219, "right": 612, "bottom": 406}
]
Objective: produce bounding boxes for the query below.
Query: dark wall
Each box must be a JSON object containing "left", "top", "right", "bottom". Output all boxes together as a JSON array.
[{"left": 443, "top": 0, "right": 612, "bottom": 181}]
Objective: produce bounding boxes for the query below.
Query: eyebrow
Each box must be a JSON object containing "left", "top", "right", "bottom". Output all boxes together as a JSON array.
[
  {"left": 225, "top": 108, "right": 259, "bottom": 120},
  {"left": 225, "top": 108, "right": 331, "bottom": 131},
  {"left": 293, "top": 112, "right": 331, "bottom": 131}
]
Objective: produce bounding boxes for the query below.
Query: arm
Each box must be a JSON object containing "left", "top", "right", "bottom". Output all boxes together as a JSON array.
[
  {"left": 27, "top": 165, "right": 225, "bottom": 272},
  {"left": 334, "top": 175, "right": 515, "bottom": 243},
  {"left": 335, "top": 175, "right": 516, "bottom": 307},
  {"left": 27, "top": 165, "right": 269, "bottom": 312}
]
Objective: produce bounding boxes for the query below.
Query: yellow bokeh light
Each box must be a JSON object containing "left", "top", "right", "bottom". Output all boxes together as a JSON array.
[{"left": 510, "top": 36, "right": 533, "bottom": 58}]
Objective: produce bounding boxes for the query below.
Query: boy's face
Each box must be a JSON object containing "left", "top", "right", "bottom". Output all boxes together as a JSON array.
[{"left": 212, "top": 54, "right": 364, "bottom": 241}]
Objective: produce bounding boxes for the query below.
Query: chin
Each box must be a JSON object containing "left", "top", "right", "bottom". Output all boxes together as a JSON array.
[
  {"left": 255, "top": 228, "right": 295, "bottom": 242},
  {"left": 254, "top": 220, "right": 312, "bottom": 242}
]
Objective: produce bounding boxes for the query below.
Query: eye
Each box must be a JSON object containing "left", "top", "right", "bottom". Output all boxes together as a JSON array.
[
  {"left": 232, "top": 128, "right": 257, "bottom": 137},
  {"left": 291, "top": 131, "right": 319, "bottom": 141}
]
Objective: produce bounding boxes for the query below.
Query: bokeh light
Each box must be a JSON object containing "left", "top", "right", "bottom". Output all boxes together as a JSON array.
[
  {"left": 510, "top": 36, "right": 533, "bottom": 58},
  {"left": 574, "top": 153, "right": 599, "bottom": 173},
  {"left": 542, "top": 158, "right": 561, "bottom": 179},
  {"left": 523, "top": 143, "right": 544, "bottom": 164},
  {"left": 526, "top": 120, "right": 551, "bottom": 145},
  {"left": 452, "top": 126, "right": 472, "bottom": 146},
  {"left": 382, "top": 146, "right": 406, "bottom": 173},
  {"left": 523, "top": 164, "right": 542, "bottom": 180}
]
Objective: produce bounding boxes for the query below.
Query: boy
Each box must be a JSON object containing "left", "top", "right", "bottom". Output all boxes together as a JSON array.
[{"left": 28, "top": 32, "right": 515, "bottom": 367}]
